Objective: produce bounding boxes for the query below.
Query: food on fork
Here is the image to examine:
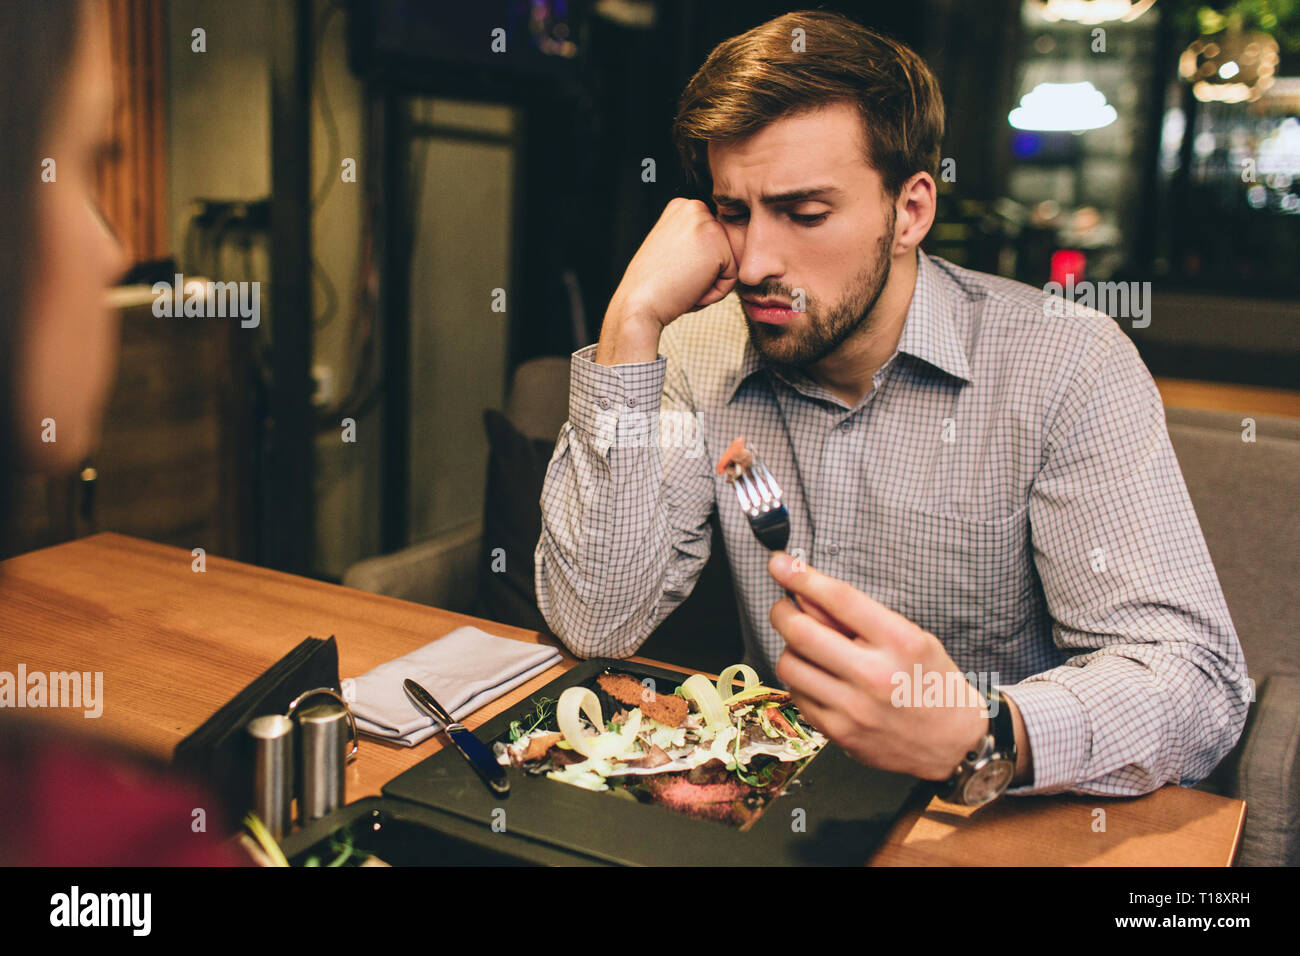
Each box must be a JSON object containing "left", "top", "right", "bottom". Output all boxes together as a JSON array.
[
  {"left": 719, "top": 440, "right": 798, "bottom": 596},
  {"left": 716, "top": 436, "right": 754, "bottom": 477}
]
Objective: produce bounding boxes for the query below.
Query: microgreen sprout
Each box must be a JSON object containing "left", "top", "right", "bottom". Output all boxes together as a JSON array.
[{"left": 509, "top": 695, "right": 556, "bottom": 741}]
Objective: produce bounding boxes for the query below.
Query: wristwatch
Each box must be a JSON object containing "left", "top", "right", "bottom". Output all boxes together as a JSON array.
[{"left": 937, "top": 688, "right": 1018, "bottom": 807}]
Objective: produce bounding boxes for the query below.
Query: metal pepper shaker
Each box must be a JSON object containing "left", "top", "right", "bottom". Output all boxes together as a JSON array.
[
  {"left": 247, "top": 713, "right": 295, "bottom": 839},
  {"left": 284, "top": 687, "right": 358, "bottom": 824},
  {"left": 296, "top": 700, "right": 349, "bottom": 822}
]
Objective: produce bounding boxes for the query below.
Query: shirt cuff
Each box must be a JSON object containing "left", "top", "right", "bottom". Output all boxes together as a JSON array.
[
  {"left": 996, "top": 679, "right": 1091, "bottom": 795},
  {"left": 567, "top": 345, "right": 667, "bottom": 455}
]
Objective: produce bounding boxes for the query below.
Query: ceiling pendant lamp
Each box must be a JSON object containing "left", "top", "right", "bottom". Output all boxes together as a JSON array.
[
  {"left": 1008, "top": 81, "right": 1118, "bottom": 131},
  {"left": 1028, "top": 0, "right": 1157, "bottom": 25}
]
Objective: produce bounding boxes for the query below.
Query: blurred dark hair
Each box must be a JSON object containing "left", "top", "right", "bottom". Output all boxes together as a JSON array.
[{"left": 0, "top": 0, "right": 81, "bottom": 561}]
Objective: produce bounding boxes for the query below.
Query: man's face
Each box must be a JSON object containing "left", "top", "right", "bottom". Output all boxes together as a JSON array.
[{"left": 709, "top": 101, "right": 898, "bottom": 367}]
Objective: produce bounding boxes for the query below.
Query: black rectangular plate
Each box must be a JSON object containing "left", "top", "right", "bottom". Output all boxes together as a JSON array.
[
  {"left": 382, "top": 658, "right": 922, "bottom": 866},
  {"left": 277, "top": 797, "right": 601, "bottom": 866}
]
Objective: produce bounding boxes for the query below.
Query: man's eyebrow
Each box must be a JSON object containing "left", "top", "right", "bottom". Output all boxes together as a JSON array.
[{"left": 711, "top": 185, "right": 843, "bottom": 206}]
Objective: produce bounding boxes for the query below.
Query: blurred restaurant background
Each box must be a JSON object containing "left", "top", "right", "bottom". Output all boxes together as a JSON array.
[{"left": 9, "top": 0, "right": 1299, "bottom": 644}]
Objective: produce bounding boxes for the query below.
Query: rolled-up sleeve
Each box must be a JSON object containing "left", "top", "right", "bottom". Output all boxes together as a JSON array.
[{"left": 1000, "top": 324, "right": 1250, "bottom": 796}]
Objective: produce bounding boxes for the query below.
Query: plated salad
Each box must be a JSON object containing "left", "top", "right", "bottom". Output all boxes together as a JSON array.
[{"left": 494, "top": 664, "right": 827, "bottom": 829}]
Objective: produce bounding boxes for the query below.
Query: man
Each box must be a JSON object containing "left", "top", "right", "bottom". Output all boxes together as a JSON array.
[{"left": 534, "top": 10, "right": 1248, "bottom": 803}]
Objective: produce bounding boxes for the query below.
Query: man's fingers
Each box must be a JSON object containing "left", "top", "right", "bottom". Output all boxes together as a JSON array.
[
  {"left": 693, "top": 285, "right": 728, "bottom": 310},
  {"left": 691, "top": 270, "right": 736, "bottom": 310},
  {"left": 771, "top": 595, "right": 889, "bottom": 690},
  {"left": 769, "top": 551, "right": 911, "bottom": 648},
  {"left": 694, "top": 270, "right": 737, "bottom": 310},
  {"left": 768, "top": 552, "right": 843, "bottom": 633},
  {"left": 773, "top": 644, "right": 845, "bottom": 712},
  {"left": 782, "top": 590, "right": 841, "bottom": 633},
  {"left": 784, "top": 688, "right": 839, "bottom": 741},
  {"left": 708, "top": 240, "right": 738, "bottom": 300}
]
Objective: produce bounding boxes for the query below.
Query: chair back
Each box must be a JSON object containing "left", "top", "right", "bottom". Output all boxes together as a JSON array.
[{"left": 1164, "top": 406, "right": 1300, "bottom": 681}]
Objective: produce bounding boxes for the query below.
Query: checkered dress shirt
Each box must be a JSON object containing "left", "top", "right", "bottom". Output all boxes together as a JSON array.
[{"left": 535, "top": 251, "right": 1249, "bottom": 796}]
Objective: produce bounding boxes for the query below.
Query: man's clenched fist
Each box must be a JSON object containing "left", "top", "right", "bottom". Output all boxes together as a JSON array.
[{"left": 595, "top": 198, "right": 738, "bottom": 366}]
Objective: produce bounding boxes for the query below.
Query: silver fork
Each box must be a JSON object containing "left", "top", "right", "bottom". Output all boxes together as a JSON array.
[{"left": 725, "top": 446, "right": 800, "bottom": 605}]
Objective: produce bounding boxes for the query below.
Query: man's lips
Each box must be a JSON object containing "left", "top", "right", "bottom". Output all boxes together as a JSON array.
[{"left": 741, "top": 297, "right": 798, "bottom": 325}]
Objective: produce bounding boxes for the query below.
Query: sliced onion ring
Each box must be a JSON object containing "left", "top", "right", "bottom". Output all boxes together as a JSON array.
[
  {"left": 680, "top": 674, "right": 730, "bottom": 730},
  {"left": 716, "top": 664, "right": 760, "bottom": 702},
  {"left": 557, "top": 686, "right": 642, "bottom": 759}
]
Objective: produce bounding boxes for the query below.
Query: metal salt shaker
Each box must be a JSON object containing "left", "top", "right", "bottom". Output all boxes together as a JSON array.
[
  {"left": 286, "top": 688, "right": 358, "bottom": 824},
  {"left": 247, "top": 714, "right": 295, "bottom": 839}
]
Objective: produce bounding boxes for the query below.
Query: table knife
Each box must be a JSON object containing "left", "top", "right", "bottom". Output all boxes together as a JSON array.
[{"left": 403, "top": 678, "right": 510, "bottom": 795}]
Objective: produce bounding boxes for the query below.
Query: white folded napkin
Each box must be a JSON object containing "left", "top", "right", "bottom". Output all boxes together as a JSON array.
[{"left": 343, "top": 626, "right": 562, "bottom": 747}]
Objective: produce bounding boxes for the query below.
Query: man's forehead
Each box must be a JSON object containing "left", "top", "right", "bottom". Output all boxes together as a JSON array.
[{"left": 706, "top": 103, "right": 873, "bottom": 196}]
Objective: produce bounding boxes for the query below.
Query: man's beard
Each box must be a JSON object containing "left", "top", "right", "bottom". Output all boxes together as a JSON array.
[{"left": 744, "top": 211, "right": 896, "bottom": 369}]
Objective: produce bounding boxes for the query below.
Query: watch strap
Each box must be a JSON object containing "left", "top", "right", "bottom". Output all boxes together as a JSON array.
[
  {"left": 935, "top": 688, "right": 1016, "bottom": 803},
  {"left": 988, "top": 688, "right": 1016, "bottom": 762}
]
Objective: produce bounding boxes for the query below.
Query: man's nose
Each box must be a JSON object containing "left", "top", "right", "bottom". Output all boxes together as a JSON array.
[{"left": 735, "top": 214, "right": 784, "bottom": 288}]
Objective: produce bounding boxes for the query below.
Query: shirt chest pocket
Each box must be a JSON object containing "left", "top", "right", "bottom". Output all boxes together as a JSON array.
[{"left": 848, "top": 501, "right": 1034, "bottom": 650}]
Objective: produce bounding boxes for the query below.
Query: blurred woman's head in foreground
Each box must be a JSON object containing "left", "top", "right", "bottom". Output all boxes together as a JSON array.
[{"left": 1, "top": 0, "right": 127, "bottom": 553}]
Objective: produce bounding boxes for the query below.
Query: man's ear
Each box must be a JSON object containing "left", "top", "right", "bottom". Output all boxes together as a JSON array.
[{"left": 892, "top": 172, "right": 937, "bottom": 255}]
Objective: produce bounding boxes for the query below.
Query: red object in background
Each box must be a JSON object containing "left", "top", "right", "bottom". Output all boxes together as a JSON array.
[
  {"left": 0, "top": 719, "right": 248, "bottom": 866},
  {"left": 1050, "top": 249, "right": 1086, "bottom": 289}
]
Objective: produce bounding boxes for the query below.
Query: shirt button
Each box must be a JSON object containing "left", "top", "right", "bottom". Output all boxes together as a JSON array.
[
  {"left": 626, "top": 396, "right": 637, "bottom": 408},
  {"left": 837, "top": 419, "right": 852, "bottom": 431},
  {"left": 597, "top": 397, "right": 611, "bottom": 409},
  {"left": 826, "top": 543, "right": 840, "bottom": 557}
]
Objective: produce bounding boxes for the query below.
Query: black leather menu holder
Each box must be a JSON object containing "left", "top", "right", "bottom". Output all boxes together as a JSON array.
[{"left": 173, "top": 635, "right": 340, "bottom": 829}]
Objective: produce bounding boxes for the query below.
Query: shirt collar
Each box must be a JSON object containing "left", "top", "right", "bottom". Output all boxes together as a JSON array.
[
  {"left": 724, "top": 251, "right": 972, "bottom": 404},
  {"left": 896, "top": 251, "right": 973, "bottom": 385}
]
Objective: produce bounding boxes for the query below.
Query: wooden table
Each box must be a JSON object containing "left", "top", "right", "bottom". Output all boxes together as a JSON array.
[{"left": 0, "top": 533, "right": 1245, "bottom": 866}]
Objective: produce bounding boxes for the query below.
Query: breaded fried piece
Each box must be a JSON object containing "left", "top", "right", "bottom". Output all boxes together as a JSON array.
[
  {"left": 520, "top": 731, "right": 562, "bottom": 762},
  {"left": 596, "top": 672, "right": 689, "bottom": 727},
  {"left": 728, "top": 689, "right": 790, "bottom": 708}
]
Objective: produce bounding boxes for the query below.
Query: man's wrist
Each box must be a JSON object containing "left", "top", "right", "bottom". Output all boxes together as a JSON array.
[
  {"left": 931, "top": 698, "right": 993, "bottom": 782},
  {"left": 594, "top": 299, "right": 664, "bottom": 366},
  {"left": 935, "top": 688, "right": 1029, "bottom": 803},
  {"left": 1004, "top": 692, "right": 1032, "bottom": 785}
]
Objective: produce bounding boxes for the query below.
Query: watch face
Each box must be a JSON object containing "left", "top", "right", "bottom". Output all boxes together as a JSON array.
[{"left": 963, "top": 759, "right": 1015, "bottom": 807}]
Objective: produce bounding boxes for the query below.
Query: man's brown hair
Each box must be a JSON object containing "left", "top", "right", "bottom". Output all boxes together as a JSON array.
[{"left": 672, "top": 10, "right": 945, "bottom": 199}]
